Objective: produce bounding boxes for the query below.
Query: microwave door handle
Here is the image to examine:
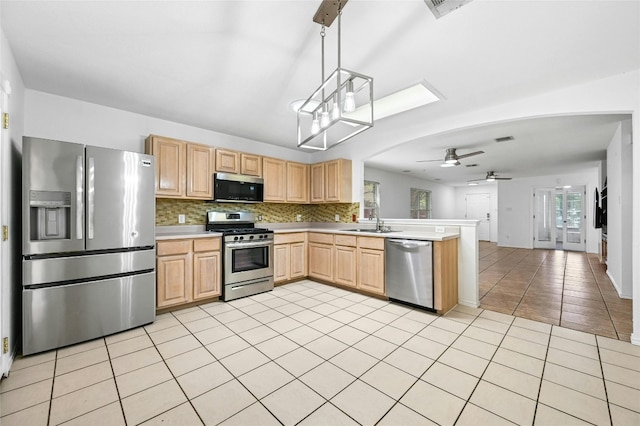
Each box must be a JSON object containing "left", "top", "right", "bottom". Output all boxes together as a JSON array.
[
  {"left": 87, "top": 157, "right": 95, "bottom": 239},
  {"left": 76, "top": 155, "right": 83, "bottom": 239}
]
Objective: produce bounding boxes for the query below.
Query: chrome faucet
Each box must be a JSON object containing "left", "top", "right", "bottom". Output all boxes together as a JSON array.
[{"left": 374, "top": 204, "right": 383, "bottom": 231}]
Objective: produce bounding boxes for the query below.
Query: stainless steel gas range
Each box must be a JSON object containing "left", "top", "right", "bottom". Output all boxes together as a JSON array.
[{"left": 206, "top": 212, "right": 274, "bottom": 301}]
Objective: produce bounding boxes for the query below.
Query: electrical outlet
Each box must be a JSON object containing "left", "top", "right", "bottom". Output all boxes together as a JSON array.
[
  {"left": 296, "top": 214, "right": 302, "bottom": 222},
  {"left": 258, "top": 215, "right": 263, "bottom": 221},
  {"left": 178, "top": 214, "right": 185, "bottom": 224},
  {"left": 334, "top": 214, "right": 340, "bottom": 222},
  {"left": 435, "top": 226, "right": 445, "bottom": 233}
]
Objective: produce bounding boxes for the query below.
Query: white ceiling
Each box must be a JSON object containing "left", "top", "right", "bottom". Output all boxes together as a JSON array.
[{"left": 2, "top": 0, "right": 639, "bottom": 185}]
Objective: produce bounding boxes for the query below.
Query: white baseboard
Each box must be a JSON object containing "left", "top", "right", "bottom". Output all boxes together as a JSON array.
[
  {"left": 631, "top": 333, "right": 640, "bottom": 347},
  {"left": 606, "top": 270, "right": 633, "bottom": 299},
  {"left": 458, "top": 299, "right": 480, "bottom": 309}
]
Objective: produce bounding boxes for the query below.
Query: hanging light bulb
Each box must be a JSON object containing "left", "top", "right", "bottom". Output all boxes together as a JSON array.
[
  {"left": 320, "top": 104, "right": 331, "bottom": 128},
  {"left": 343, "top": 80, "right": 356, "bottom": 113},
  {"left": 311, "top": 111, "right": 320, "bottom": 134},
  {"left": 331, "top": 93, "right": 340, "bottom": 120}
]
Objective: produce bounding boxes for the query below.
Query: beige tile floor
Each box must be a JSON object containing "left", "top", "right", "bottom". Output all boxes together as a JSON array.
[
  {"left": 2, "top": 279, "right": 640, "bottom": 425},
  {"left": 479, "top": 242, "right": 633, "bottom": 341}
]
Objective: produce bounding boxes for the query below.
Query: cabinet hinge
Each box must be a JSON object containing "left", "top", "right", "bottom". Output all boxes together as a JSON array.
[
  {"left": 2, "top": 113, "right": 8, "bottom": 129},
  {"left": 2, "top": 337, "right": 8, "bottom": 354},
  {"left": 2, "top": 225, "right": 8, "bottom": 241}
]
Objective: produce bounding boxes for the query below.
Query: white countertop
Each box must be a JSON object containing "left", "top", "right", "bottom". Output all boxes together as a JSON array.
[
  {"left": 155, "top": 225, "right": 459, "bottom": 241},
  {"left": 272, "top": 227, "right": 459, "bottom": 241}
]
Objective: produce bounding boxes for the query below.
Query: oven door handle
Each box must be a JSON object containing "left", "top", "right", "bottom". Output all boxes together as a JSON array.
[{"left": 225, "top": 241, "right": 273, "bottom": 249}]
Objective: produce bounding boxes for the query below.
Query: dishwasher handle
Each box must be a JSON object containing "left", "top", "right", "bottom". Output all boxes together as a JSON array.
[{"left": 387, "top": 239, "right": 432, "bottom": 249}]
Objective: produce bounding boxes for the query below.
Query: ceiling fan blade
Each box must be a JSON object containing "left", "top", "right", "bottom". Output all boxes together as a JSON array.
[
  {"left": 416, "top": 159, "right": 442, "bottom": 163},
  {"left": 495, "top": 177, "right": 512, "bottom": 180},
  {"left": 456, "top": 150, "right": 485, "bottom": 159},
  {"left": 467, "top": 178, "right": 485, "bottom": 182}
]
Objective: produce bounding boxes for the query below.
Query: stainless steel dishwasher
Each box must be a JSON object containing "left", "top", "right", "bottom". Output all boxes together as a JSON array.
[{"left": 385, "top": 238, "right": 434, "bottom": 310}]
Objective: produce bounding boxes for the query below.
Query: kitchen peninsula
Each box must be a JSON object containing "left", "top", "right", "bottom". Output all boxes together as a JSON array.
[{"left": 155, "top": 220, "right": 479, "bottom": 315}]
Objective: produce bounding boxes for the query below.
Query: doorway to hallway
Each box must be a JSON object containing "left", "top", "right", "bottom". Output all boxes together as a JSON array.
[{"left": 465, "top": 193, "right": 491, "bottom": 241}]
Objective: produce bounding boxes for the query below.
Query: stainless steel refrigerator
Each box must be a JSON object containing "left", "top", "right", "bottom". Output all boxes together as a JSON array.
[{"left": 22, "top": 136, "right": 156, "bottom": 355}]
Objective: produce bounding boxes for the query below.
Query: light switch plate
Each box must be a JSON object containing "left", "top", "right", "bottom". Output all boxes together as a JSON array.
[
  {"left": 178, "top": 214, "right": 186, "bottom": 224},
  {"left": 296, "top": 214, "right": 302, "bottom": 222},
  {"left": 335, "top": 214, "right": 340, "bottom": 222}
]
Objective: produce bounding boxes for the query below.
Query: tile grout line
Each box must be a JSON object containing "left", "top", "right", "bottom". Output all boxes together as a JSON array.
[
  {"left": 46, "top": 349, "right": 59, "bottom": 426},
  {"left": 103, "top": 337, "right": 129, "bottom": 426}
]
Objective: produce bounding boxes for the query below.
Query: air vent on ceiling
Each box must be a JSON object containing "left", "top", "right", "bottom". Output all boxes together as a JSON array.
[
  {"left": 465, "top": 164, "right": 478, "bottom": 168},
  {"left": 423, "top": 0, "right": 474, "bottom": 19},
  {"left": 495, "top": 136, "right": 515, "bottom": 143}
]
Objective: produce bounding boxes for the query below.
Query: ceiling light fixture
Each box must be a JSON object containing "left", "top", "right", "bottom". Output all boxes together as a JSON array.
[
  {"left": 297, "top": 0, "right": 374, "bottom": 151},
  {"left": 468, "top": 182, "right": 479, "bottom": 186}
]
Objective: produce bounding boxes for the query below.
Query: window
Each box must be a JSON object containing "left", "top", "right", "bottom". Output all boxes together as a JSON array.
[
  {"left": 410, "top": 188, "right": 431, "bottom": 219},
  {"left": 364, "top": 180, "right": 379, "bottom": 219}
]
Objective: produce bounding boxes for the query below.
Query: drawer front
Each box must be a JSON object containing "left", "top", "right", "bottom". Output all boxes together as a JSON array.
[
  {"left": 334, "top": 235, "right": 357, "bottom": 247},
  {"left": 358, "top": 236, "right": 385, "bottom": 250},
  {"left": 157, "top": 239, "right": 192, "bottom": 256},
  {"left": 308, "top": 232, "right": 334, "bottom": 245},
  {"left": 274, "top": 233, "right": 306, "bottom": 245},
  {"left": 193, "top": 238, "right": 221, "bottom": 253}
]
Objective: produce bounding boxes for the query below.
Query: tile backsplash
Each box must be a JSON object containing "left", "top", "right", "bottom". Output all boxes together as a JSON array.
[{"left": 156, "top": 199, "right": 360, "bottom": 225}]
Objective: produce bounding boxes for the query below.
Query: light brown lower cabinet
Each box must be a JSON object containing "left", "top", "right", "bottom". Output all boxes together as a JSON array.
[
  {"left": 156, "top": 238, "right": 221, "bottom": 308},
  {"left": 334, "top": 235, "right": 357, "bottom": 288},
  {"left": 274, "top": 233, "right": 307, "bottom": 283},
  {"left": 433, "top": 238, "right": 458, "bottom": 313},
  {"left": 307, "top": 232, "right": 334, "bottom": 282},
  {"left": 356, "top": 236, "right": 385, "bottom": 295}
]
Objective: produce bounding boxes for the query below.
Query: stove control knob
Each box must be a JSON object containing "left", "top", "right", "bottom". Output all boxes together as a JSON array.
[
  {"left": 234, "top": 236, "right": 239, "bottom": 241},
  {"left": 239, "top": 236, "right": 244, "bottom": 240},
  {"left": 249, "top": 235, "right": 254, "bottom": 240}
]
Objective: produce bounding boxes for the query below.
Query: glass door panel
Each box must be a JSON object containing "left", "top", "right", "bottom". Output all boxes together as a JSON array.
[
  {"left": 563, "top": 186, "right": 585, "bottom": 251},
  {"left": 534, "top": 189, "right": 556, "bottom": 249}
]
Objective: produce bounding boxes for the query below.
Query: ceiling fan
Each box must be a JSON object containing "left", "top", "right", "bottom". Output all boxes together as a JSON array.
[
  {"left": 417, "top": 148, "right": 485, "bottom": 167},
  {"left": 468, "top": 171, "right": 512, "bottom": 184}
]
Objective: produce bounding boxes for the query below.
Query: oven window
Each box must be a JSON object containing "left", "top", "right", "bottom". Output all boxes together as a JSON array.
[{"left": 232, "top": 246, "right": 269, "bottom": 273}]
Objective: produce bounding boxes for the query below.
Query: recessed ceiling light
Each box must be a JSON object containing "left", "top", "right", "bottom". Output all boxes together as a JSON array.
[
  {"left": 495, "top": 136, "right": 514, "bottom": 143},
  {"left": 402, "top": 170, "right": 411, "bottom": 173}
]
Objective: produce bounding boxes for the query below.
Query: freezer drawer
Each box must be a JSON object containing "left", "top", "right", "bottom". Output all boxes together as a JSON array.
[
  {"left": 22, "top": 271, "right": 156, "bottom": 355},
  {"left": 385, "top": 239, "right": 434, "bottom": 310},
  {"left": 23, "top": 249, "right": 155, "bottom": 287}
]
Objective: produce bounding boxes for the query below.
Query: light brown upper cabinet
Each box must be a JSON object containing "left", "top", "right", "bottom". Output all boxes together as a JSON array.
[
  {"left": 215, "top": 148, "right": 240, "bottom": 174},
  {"left": 286, "top": 162, "right": 309, "bottom": 203},
  {"left": 310, "top": 163, "right": 325, "bottom": 203},
  {"left": 310, "top": 159, "right": 352, "bottom": 203},
  {"left": 146, "top": 135, "right": 214, "bottom": 199},
  {"left": 263, "top": 158, "right": 309, "bottom": 203},
  {"left": 263, "top": 157, "right": 287, "bottom": 202},
  {"left": 241, "top": 153, "right": 262, "bottom": 177},
  {"left": 186, "top": 143, "right": 215, "bottom": 199}
]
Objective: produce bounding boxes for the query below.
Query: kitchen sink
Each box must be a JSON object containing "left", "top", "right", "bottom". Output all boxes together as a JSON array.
[{"left": 345, "top": 228, "right": 400, "bottom": 233}]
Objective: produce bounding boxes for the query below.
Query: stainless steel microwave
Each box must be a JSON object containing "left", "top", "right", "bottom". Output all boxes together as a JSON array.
[{"left": 213, "top": 173, "right": 264, "bottom": 203}]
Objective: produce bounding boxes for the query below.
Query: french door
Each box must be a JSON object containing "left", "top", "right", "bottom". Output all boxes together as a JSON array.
[{"left": 533, "top": 186, "right": 585, "bottom": 251}]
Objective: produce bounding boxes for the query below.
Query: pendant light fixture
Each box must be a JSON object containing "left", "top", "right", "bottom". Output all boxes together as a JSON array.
[{"left": 297, "top": 0, "right": 374, "bottom": 151}]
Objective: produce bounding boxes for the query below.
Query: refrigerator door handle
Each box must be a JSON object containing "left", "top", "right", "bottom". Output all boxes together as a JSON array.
[
  {"left": 76, "top": 155, "right": 83, "bottom": 239},
  {"left": 88, "top": 157, "right": 95, "bottom": 239}
]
